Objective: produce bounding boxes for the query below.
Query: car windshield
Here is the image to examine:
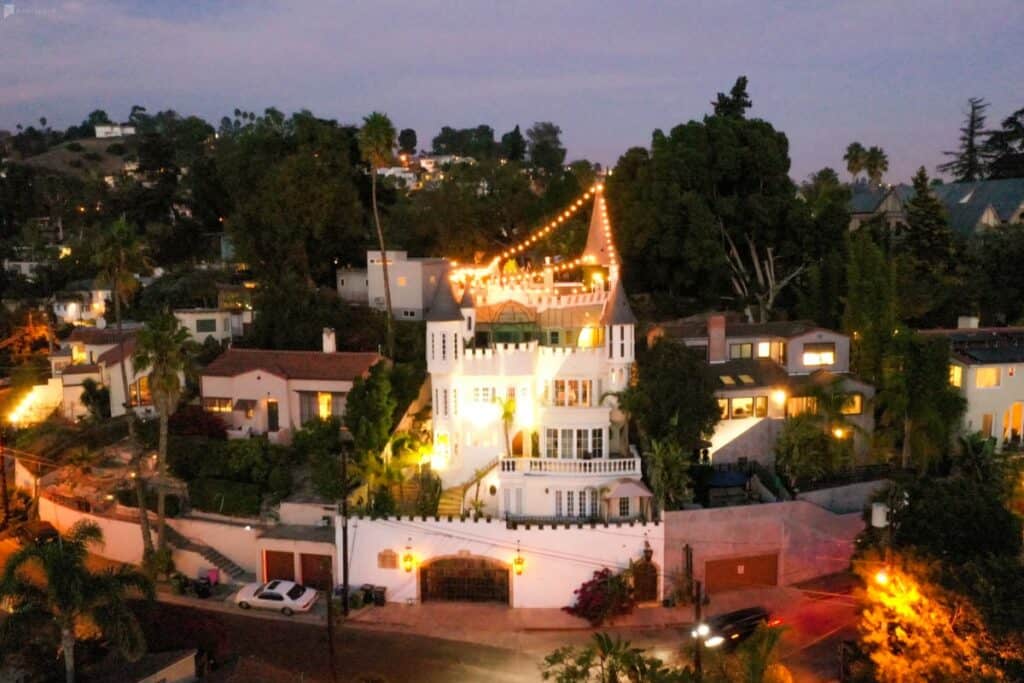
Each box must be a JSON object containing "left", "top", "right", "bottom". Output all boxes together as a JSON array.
[{"left": 286, "top": 584, "right": 307, "bottom": 600}]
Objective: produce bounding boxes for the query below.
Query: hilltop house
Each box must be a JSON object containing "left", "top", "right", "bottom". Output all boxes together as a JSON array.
[
  {"left": 648, "top": 314, "right": 874, "bottom": 465},
  {"left": 922, "top": 318, "right": 1024, "bottom": 450},
  {"left": 849, "top": 177, "right": 1024, "bottom": 234},
  {"left": 427, "top": 186, "right": 651, "bottom": 521},
  {"left": 173, "top": 308, "right": 237, "bottom": 345},
  {"left": 337, "top": 250, "right": 448, "bottom": 320},
  {"left": 52, "top": 280, "right": 111, "bottom": 324},
  {"left": 199, "top": 332, "right": 381, "bottom": 444}
]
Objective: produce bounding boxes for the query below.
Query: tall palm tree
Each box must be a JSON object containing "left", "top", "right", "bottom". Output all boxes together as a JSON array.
[
  {"left": 93, "top": 217, "right": 154, "bottom": 556},
  {"left": 844, "top": 142, "right": 867, "bottom": 181},
  {"left": 0, "top": 521, "right": 154, "bottom": 683},
  {"left": 864, "top": 146, "right": 889, "bottom": 186},
  {"left": 496, "top": 396, "right": 516, "bottom": 458},
  {"left": 132, "top": 311, "right": 192, "bottom": 551},
  {"left": 358, "top": 112, "right": 397, "bottom": 358}
]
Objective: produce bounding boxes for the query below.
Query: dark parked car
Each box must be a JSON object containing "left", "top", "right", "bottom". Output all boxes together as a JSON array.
[
  {"left": 692, "top": 606, "right": 779, "bottom": 649},
  {"left": 15, "top": 520, "right": 59, "bottom": 545}
]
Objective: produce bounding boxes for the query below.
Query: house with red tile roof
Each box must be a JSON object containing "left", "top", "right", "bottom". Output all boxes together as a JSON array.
[{"left": 199, "top": 328, "right": 382, "bottom": 444}]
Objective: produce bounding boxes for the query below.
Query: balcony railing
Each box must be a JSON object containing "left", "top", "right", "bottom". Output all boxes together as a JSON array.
[{"left": 499, "top": 456, "right": 641, "bottom": 476}]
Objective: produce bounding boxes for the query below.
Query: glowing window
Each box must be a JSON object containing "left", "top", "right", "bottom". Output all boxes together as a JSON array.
[
  {"left": 317, "top": 392, "right": 332, "bottom": 419},
  {"left": 975, "top": 367, "right": 1000, "bottom": 388},
  {"left": 840, "top": 393, "right": 863, "bottom": 415},
  {"left": 802, "top": 343, "right": 835, "bottom": 367},
  {"left": 756, "top": 342, "right": 771, "bottom": 358},
  {"left": 738, "top": 374, "right": 755, "bottom": 385},
  {"left": 719, "top": 375, "right": 736, "bottom": 386},
  {"left": 203, "top": 397, "right": 232, "bottom": 413},
  {"left": 729, "top": 343, "right": 753, "bottom": 359},
  {"left": 717, "top": 399, "right": 729, "bottom": 419},
  {"left": 730, "top": 397, "right": 753, "bottom": 419},
  {"left": 949, "top": 365, "right": 963, "bottom": 388}
]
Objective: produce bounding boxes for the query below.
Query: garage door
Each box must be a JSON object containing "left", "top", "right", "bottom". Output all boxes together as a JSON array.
[
  {"left": 420, "top": 557, "right": 509, "bottom": 603},
  {"left": 705, "top": 554, "right": 778, "bottom": 593},
  {"left": 300, "top": 553, "right": 333, "bottom": 591},
  {"left": 264, "top": 550, "right": 295, "bottom": 582}
]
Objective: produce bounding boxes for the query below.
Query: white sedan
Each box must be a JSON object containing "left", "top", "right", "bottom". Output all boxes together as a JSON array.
[{"left": 234, "top": 580, "right": 319, "bottom": 616}]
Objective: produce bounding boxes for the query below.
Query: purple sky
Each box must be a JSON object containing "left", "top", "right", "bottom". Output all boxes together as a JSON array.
[{"left": 2, "top": 1, "right": 1022, "bottom": 182}]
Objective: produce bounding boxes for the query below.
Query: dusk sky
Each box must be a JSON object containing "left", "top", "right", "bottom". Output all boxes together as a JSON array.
[{"left": 2, "top": 0, "right": 1022, "bottom": 182}]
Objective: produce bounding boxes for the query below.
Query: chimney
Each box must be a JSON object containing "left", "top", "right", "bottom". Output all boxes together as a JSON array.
[
  {"left": 708, "top": 314, "right": 727, "bottom": 363},
  {"left": 957, "top": 316, "right": 980, "bottom": 330},
  {"left": 322, "top": 327, "right": 336, "bottom": 353}
]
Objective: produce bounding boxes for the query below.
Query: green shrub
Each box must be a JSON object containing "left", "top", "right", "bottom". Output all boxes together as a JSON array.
[
  {"left": 66, "top": 142, "right": 84, "bottom": 152},
  {"left": 266, "top": 465, "right": 292, "bottom": 501},
  {"left": 370, "top": 486, "right": 397, "bottom": 517},
  {"left": 82, "top": 151, "right": 102, "bottom": 162},
  {"left": 190, "top": 478, "right": 261, "bottom": 517},
  {"left": 414, "top": 472, "right": 442, "bottom": 516},
  {"left": 105, "top": 142, "right": 126, "bottom": 155}
]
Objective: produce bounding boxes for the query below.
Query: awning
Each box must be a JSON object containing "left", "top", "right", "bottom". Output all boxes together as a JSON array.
[
  {"left": 603, "top": 479, "right": 653, "bottom": 499},
  {"left": 233, "top": 399, "right": 257, "bottom": 411}
]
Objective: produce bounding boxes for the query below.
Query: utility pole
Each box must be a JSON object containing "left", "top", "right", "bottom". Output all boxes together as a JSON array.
[
  {"left": 0, "top": 426, "right": 8, "bottom": 528},
  {"left": 340, "top": 447, "right": 350, "bottom": 618},
  {"left": 693, "top": 579, "right": 704, "bottom": 680},
  {"left": 325, "top": 557, "right": 337, "bottom": 683}
]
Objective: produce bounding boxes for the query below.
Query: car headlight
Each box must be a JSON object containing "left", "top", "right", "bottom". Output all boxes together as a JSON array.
[
  {"left": 704, "top": 636, "right": 725, "bottom": 648},
  {"left": 696, "top": 623, "right": 710, "bottom": 637}
]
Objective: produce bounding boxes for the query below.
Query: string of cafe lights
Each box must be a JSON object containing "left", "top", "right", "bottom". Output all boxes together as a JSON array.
[{"left": 449, "top": 183, "right": 608, "bottom": 287}]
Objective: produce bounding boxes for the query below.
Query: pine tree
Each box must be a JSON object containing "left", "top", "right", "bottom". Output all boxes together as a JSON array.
[
  {"left": 712, "top": 76, "right": 752, "bottom": 118},
  {"left": 938, "top": 97, "right": 990, "bottom": 181}
]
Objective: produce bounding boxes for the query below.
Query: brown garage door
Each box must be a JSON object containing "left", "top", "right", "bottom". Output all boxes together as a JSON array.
[
  {"left": 420, "top": 557, "right": 509, "bottom": 603},
  {"left": 300, "top": 553, "right": 333, "bottom": 591},
  {"left": 705, "top": 554, "right": 778, "bottom": 594},
  {"left": 264, "top": 550, "right": 295, "bottom": 582}
]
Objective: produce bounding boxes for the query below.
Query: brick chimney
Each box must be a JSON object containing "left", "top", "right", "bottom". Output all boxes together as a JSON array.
[
  {"left": 708, "top": 314, "right": 727, "bottom": 363},
  {"left": 322, "top": 327, "right": 336, "bottom": 353}
]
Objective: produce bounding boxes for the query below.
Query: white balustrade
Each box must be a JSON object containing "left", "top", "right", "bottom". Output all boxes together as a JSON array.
[{"left": 499, "top": 457, "right": 640, "bottom": 475}]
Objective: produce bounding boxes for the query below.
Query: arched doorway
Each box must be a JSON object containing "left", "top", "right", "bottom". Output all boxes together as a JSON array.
[
  {"left": 420, "top": 555, "right": 510, "bottom": 603},
  {"left": 511, "top": 431, "right": 525, "bottom": 456}
]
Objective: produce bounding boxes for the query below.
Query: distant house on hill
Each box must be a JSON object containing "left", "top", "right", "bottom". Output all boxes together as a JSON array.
[
  {"left": 848, "top": 178, "right": 1024, "bottom": 234},
  {"left": 94, "top": 123, "right": 136, "bottom": 138}
]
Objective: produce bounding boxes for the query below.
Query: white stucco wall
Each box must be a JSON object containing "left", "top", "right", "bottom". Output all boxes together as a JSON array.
[
  {"left": 166, "top": 516, "right": 263, "bottom": 574},
  {"left": 339, "top": 515, "right": 663, "bottom": 608},
  {"left": 955, "top": 360, "right": 1024, "bottom": 448}
]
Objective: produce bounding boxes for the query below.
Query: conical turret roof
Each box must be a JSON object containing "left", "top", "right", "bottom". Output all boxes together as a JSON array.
[
  {"left": 425, "top": 277, "right": 464, "bottom": 322},
  {"left": 600, "top": 277, "right": 637, "bottom": 326},
  {"left": 459, "top": 285, "right": 475, "bottom": 308}
]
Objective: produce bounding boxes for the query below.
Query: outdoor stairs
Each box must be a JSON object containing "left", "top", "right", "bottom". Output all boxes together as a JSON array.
[
  {"left": 437, "top": 488, "right": 464, "bottom": 517},
  {"left": 164, "top": 525, "right": 255, "bottom": 584},
  {"left": 391, "top": 479, "right": 422, "bottom": 510}
]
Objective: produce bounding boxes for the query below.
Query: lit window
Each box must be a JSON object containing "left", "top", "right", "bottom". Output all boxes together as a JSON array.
[
  {"left": 718, "top": 399, "right": 729, "bottom": 419},
  {"left": 754, "top": 396, "right": 768, "bottom": 417},
  {"left": 976, "top": 367, "right": 1000, "bottom": 388},
  {"left": 841, "top": 393, "right": 863, "bottom": 415},
  {"left": 729, "top": 343, "right": 753, "bottom": 359},
  {"left": 203, "top": 397, "right": 232, "bottom": 413},
  {"left": 719, "top": 375, "right": 736, "bottom": 386},
  {"left": 618, "top": 497, "right": 630, "bottom": 517},
  {"left": 802, "top": 343, "right": 836, "bottom": 367},
  {"left": 317, "top": 392, "right": 332, "bottom": 419},
  {"left": 756, "top": 342, "right": 771, "bottom": 358},
  {"left": 730, "top": 397, "right": 753, "bottom": 419},
  {"left": 738, "top": 374, "right": 755, "bottom": 385},
  {"left": 787, "top": 396, "right": 818, "bottom": 416}
]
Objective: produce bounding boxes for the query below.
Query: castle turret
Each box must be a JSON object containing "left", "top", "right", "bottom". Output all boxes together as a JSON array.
[
  {"left": 425, "top": 277, "right": 465, "bottom": 472},
  {"left": 459, "top": 285, "right": 476, "bottom": 344},
  {"left": 602, "top": 277, "right": 636, "bottom": 392}
]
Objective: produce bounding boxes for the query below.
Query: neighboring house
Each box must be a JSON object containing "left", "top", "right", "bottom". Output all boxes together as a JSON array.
[
  {"left": 50, "top": 325, "right": 164, "bottom": 420},
  {"left": 216, "top": 283, "right": 255, "bottom": 336},
  {"left": 417, "top": 154, "right": 475, "bottom": 174},
  {"left": 173, "top": 308, "right": 235, "bottom": 345},
  {"left": 199, "top": 331, "right": 381, "bottom": 444},
  {"left": 648, "top": 314, "right": 874, "bottom": 465},
  {"left": 94, "top": 123, "right": 136, "bottom": 138},
  {"left": 376, "top": 166, "right": 419, "bottom": 189},
  {"left": 429, "top": 187, "right": 651, "bottom": 521},
  {"left": 849, "top": 177, "right": 1024, "bottom": 235},
  {"left": 337, "top": 250, "right": 449, "bottom": 320},
  {"left": 922, "top": 318, "right": 1024, "bottom": 450},
  {"left": 52, "top": 280, "right": 111, "bottom": 324},
  {"left": 3, "top": 258, "right": 49, "bottom": 281}
]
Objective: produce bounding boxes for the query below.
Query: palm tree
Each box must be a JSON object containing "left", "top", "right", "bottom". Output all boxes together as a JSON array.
[
  {"left": 844, "top": 142, "right": 867, "bottom": 181},
  {"left": 358, "top": 112, "right": 397, "bottom": 358},
  {"left": 0, "top": 521, "right": 154, "bottom": 683},
  {"left": 132, "top": 311, "right": 192, "bottom": 552},
  {"left": 93, "top": 217, "right": 154, "bottom": 556},
  {"left": 496, "top": 396, "right": 516, "bottom": 458},
  {"left": 864, "top": 146, "right": 889, "bottom": 186}
]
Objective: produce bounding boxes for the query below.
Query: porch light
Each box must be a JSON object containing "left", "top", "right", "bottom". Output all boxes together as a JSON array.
[
  {"left": 513, "top": 541, "right": 525, "bottom": 575},
  {"left": 402, "top": 540, "right": 414, "bottom": 573},
  {"left": 832, "top": 426, "right": 848, "bottom": 439},
  {"left": 771, "top": 389, "right": 787, "bottom": 407}
]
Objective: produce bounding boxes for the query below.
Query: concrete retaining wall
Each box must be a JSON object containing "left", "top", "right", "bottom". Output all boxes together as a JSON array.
[{"left": 796, "top": 480, "right": 889, "bottom": 514}]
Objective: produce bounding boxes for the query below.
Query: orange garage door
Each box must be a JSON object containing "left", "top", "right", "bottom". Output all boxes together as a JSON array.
[
  {"left": 705, "top": 553, "right": 778, "bottom": 593},
  {"left": 300, "top": 553, "right": 333, "bottom": 591},
  {"left": 264, "top": 550, "right": 295, "bottom": 582}
]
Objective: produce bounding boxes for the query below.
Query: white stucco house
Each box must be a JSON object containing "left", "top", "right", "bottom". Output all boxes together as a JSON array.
[
  {"left": 648, "top": 314, "right": 875, "bottom": 465},
  {"left": 922, "top": 318, "right": 1024, "bottom": 450},
  {"left": 173, "top": 308, "right": 235, "bottom": 345},
  {"left": 199, "top": 333, "right": 382, "bottom": 444},
  {"left": 94, "top": 123, "right": 136, "bottom": 138},
  {"left": 337, "top": 250, "right": 449, "bottom": 320},
  {"left": 426, "top": 186, "right": 652, "bottom": 522},
  {"left": 52, "top": 280, "right": 111, "bottom": 324}
]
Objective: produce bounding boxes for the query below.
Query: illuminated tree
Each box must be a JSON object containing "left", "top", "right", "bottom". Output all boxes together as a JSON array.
[{"left": 856, "top": 557, "right": 1005, "bottom": 682}]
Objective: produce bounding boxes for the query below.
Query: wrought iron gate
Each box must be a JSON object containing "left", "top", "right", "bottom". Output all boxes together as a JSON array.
[{"left": 420, "top": 557, "right": 510, "bottom": 603}]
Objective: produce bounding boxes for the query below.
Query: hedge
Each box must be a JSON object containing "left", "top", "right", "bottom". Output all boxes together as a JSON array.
[{"left": 189, "top": 478, "right": 261, "bottom": 517}]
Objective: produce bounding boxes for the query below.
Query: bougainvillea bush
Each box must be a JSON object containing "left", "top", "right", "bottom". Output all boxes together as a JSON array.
[{"left": 564, "top": 568, "right": 636, "bottom": 626}]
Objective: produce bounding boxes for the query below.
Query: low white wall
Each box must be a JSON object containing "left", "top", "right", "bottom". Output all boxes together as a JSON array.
[
  {"left": 278, "top": 501, "right": 338, "bottom": 526},
  {"left": 39, "top": 497, "right": 148, "bottom": 565},
  {"left": 340, "top": 516, "right": 663, "bottom": 609},
  {"left": 796, "top": 480, "right": 889, "bottom": 514}
]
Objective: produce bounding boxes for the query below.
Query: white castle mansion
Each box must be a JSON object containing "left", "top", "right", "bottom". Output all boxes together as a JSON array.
[{"left": 423, "top": 185, "right": 653, "bottom": 522}]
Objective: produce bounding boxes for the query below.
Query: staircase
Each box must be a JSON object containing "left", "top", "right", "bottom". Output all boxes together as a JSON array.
[
  {"left": 437, "top": 488, "right": 464, "bottom": 516},
  {"left": 165, "top": 525, "right": 255, "bottom": 584}
]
